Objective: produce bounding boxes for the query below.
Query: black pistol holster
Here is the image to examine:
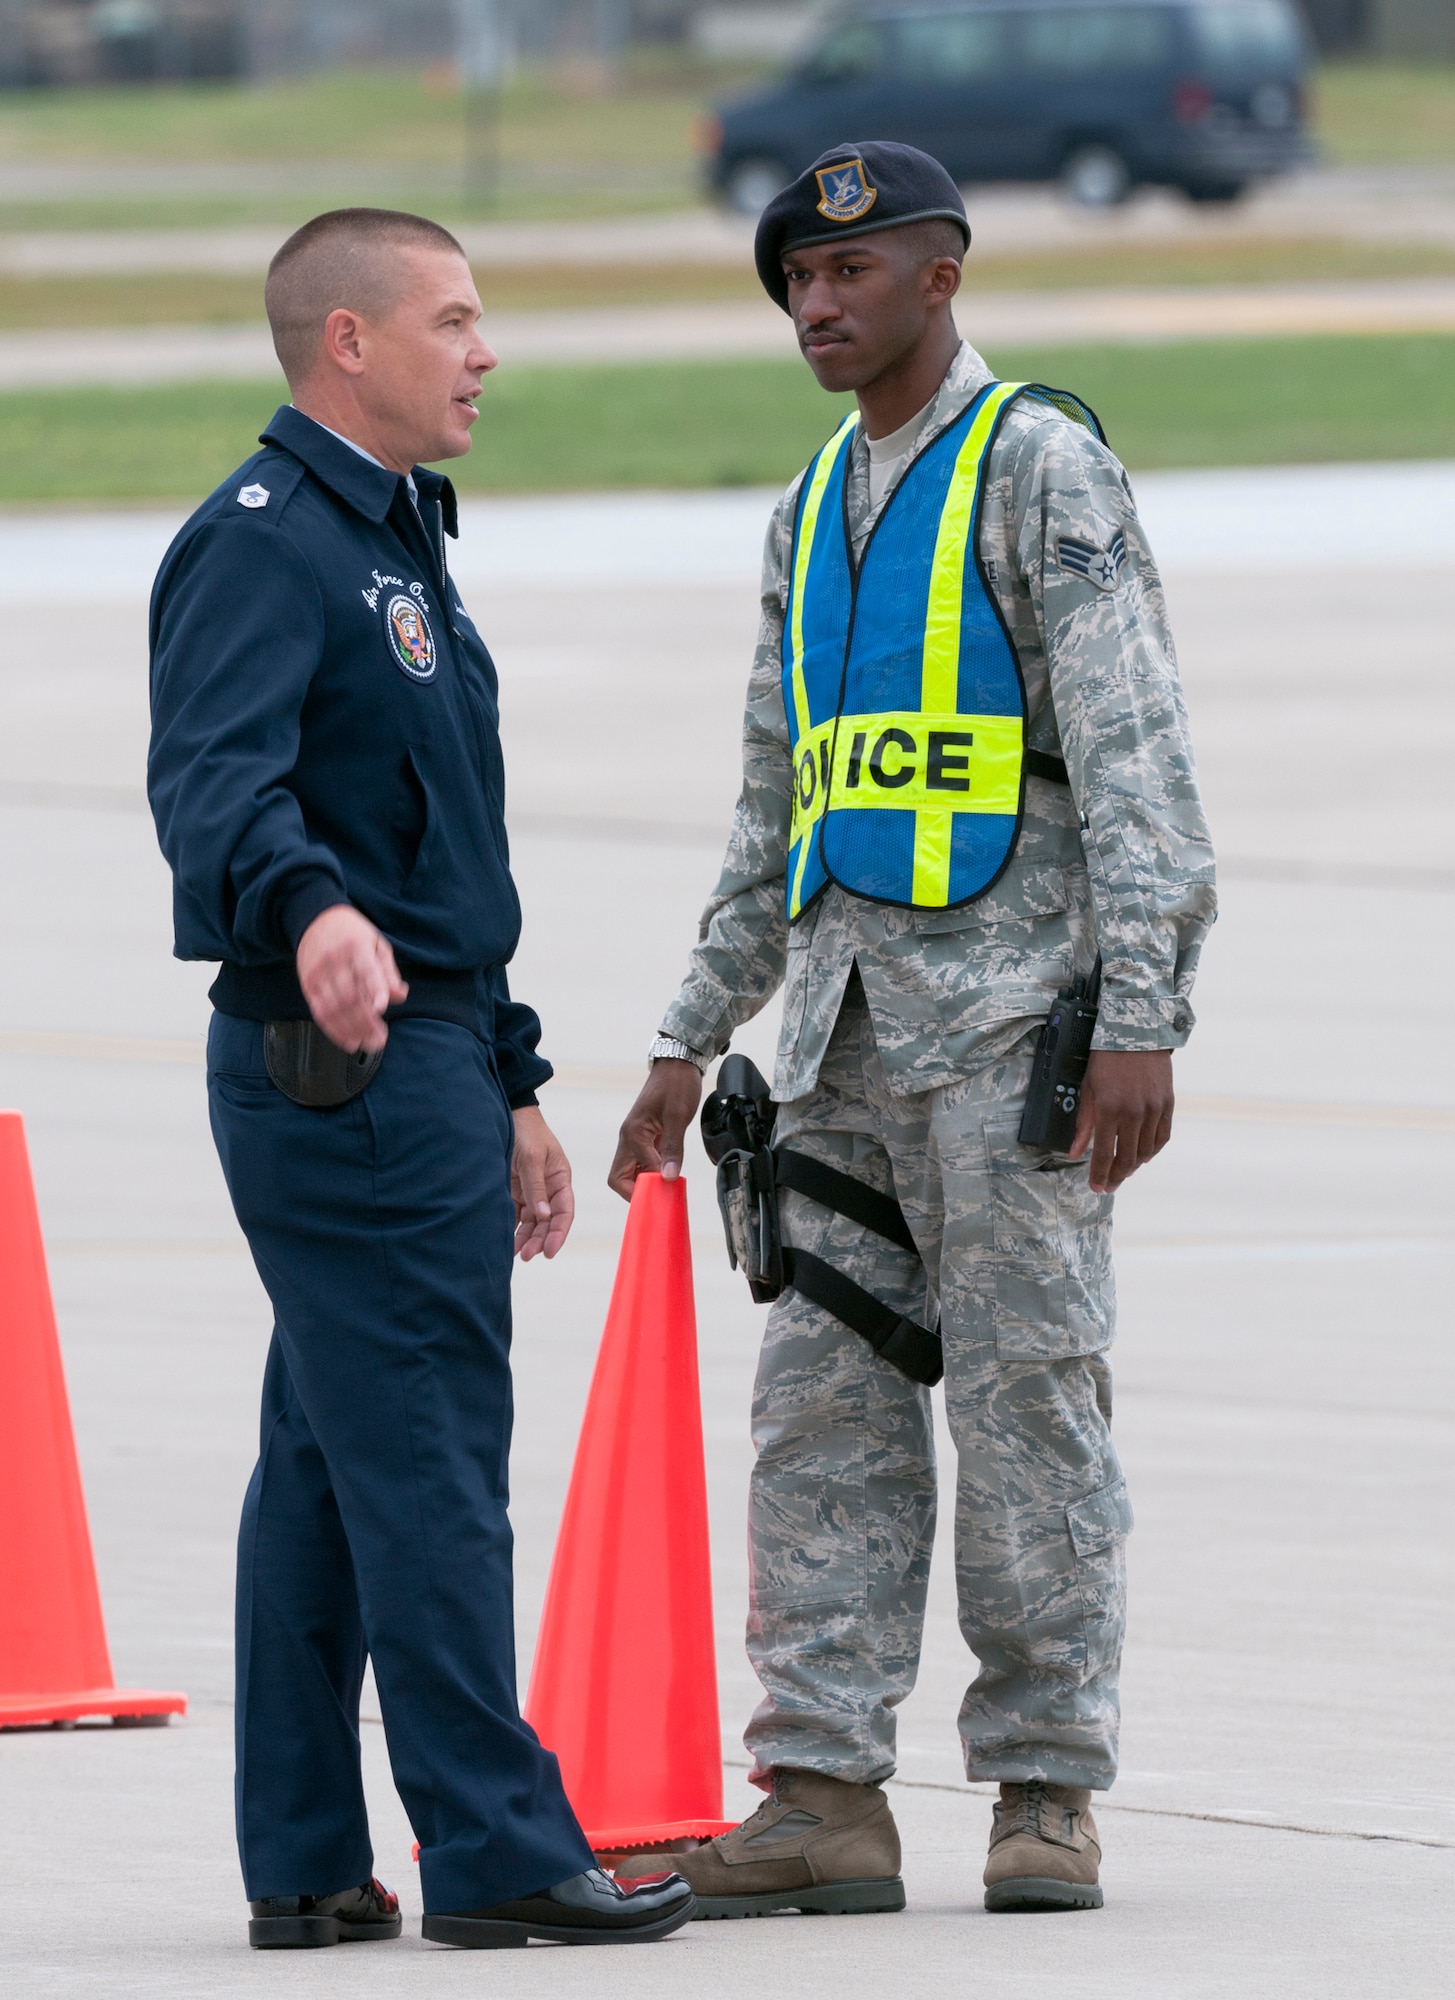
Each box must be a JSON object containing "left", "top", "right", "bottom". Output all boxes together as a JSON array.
[
  {"left": 700, "top": 1054, "right": 943, "bottom": 1388},
  {"left": 264, "top": 1020, "right": 383, "bottom": 1109}
]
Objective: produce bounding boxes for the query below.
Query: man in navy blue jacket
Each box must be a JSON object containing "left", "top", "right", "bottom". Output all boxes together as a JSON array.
[{"left": 148, "top": 208, "right": 693, "bottom": 1953}]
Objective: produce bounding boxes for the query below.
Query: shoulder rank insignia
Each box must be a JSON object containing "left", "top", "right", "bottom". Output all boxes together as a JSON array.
[
  {"left": 237, "top": 484, "right": 270, "bottom": 510},
  {"left": 814, "top": 157, "right": 878, "bottom": 224},
  {"left": 1056, "top": 529, "right": 1127, "bottom": 592}
]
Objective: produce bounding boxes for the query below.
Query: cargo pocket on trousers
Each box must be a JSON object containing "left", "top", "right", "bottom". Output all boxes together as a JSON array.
[
  {"left": 985, "top": 1117, "right": 1115, "bottom": 1361},
  {"left": 1066, "top": 1474, "right": 1133, "bottom": 1679}
]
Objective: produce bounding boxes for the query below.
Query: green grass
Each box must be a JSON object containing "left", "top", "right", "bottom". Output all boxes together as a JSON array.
[
  {"left": 0, "top": 333, "right": 1450, "bottom": 505},
  {"left": 0, "top": 57, "right": 754, "bottom": 227},
  {"left": 1317, "top": 60, "right": 1455, "bottom": 164}
]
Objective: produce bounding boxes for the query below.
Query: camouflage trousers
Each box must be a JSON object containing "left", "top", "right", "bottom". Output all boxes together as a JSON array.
[{"left": 744, "top": 975, "right": 1131, "bottom": 1792}]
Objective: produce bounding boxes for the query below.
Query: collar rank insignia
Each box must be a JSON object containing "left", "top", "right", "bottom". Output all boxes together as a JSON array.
[
  {"left": 236, "top": 483, "right": 269, "bottom": 509},
  {"left": 1056, "top": 529, "right": 1128, "bottom": 593},
  {"left": 814, "top": 157, "right": 878, "bottom": 224},
  {"left": 384, "top": 588, "right": 437, "bottom": 682}
]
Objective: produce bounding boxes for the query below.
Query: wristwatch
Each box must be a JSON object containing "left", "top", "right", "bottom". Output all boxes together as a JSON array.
[{"left": 647, "top": 1034, "right": 709, "bottom": 1072}]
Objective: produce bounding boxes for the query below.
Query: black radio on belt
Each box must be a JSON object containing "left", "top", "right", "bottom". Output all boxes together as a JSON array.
[{"left": 1019, "top": 956, "right": 1102, "bottom": 1153}]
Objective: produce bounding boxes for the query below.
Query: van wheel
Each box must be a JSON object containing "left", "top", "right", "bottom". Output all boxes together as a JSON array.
[
  {"left": 1182, "top": 179, "right": 1248, "bottom": 205},
  {"left": 1060, "top": 145, "right": 1132, "bottom": 208},
  {"left": 724, "top": 155, "right": 792, "bottom": 217}
]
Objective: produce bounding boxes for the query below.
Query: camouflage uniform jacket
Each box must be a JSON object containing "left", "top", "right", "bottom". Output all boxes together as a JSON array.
[{"left": 660, "top": 339, "right": 1217, "bottom": 1103}]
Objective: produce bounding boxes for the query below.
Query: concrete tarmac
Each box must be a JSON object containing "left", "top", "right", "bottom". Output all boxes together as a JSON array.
[{"left": 0, "top": 470, "right": 1451, "bottom": 1993}]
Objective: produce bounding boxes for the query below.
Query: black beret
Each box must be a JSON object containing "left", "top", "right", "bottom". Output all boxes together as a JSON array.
[{"left": 754, "top": 141, "right": 970, "bottom": 312}]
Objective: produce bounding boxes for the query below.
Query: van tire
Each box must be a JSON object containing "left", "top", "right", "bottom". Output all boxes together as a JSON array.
[
  {"left": 1060, "top": 144, "right": 1132, "bottom": 208},
  {"left": 724, "top": 155, "right": 793, "bottom": 217},
  {"left": 1181, "top": 178, "right": 1248, "bottom": 204}
]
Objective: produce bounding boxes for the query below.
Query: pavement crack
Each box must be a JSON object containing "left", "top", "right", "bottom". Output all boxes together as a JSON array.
[{"left": 877, "top": 1773, "right": 1455, "bottom": 1849}]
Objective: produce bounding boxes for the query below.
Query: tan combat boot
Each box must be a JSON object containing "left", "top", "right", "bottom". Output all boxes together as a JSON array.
[
  {"left": 615, "top": 1769, "right": 905, "bottom": 1919},
  {"left": 983, "top": 1781, "right": 1103, "bottom": 1911}
]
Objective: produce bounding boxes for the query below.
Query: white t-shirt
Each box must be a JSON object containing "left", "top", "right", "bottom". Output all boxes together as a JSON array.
[{"left": 866, "top": 395, "right": 937, "bottom": 512}]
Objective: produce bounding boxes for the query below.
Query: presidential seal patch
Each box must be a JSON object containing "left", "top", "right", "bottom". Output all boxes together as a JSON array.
[
  {"left": 383, "top": 589, "right": 437, "bottom": 682},
  {"left": 814, "top": 157, "right": 878, "bottom": 224},
  {"left": 1056, "top": 529, "right": 1128, "bottom": 593}
]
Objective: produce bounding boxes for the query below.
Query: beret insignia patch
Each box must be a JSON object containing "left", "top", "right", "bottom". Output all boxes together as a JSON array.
[
  {"left": 1056, "top": 529, "right": 1128, "bottom": 592},
  {"left": 384, "top": 589, "right": 437, "bottom": 682},
  {"left": 814, "top": 157, "right": 878, "bottom": 224}
]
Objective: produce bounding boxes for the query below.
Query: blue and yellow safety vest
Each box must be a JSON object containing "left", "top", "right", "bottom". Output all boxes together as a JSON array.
[{"left": 782, "top": 379, "right": 1102, "bottom": 921}]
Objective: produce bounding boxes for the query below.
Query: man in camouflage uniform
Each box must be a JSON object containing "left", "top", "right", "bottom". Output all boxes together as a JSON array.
[{"left": 611, "top": 142, "right": 1215, "bottom": 1917}]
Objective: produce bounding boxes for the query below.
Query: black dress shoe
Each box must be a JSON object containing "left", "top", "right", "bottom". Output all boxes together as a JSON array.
[
  {"left": 422, "top": 1866, "right": 695, "bottom": 1948},
  {"left": 248, "top": 1877, "right": 402, "bottom": 1948}
]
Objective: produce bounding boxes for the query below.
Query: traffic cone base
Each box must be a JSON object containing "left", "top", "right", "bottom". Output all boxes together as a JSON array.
[
  {"left": 585, "top": 1816, "right": 736, "bottom": 1854},
  {"left": 0, "top": 1688, "right": 185, "bottom": 1729}
]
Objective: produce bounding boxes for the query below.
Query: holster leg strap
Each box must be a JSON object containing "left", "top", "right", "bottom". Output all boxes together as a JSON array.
[
  {"left": 773, "top": 1148, "right": 918, "bottom": 1253},
  {"left": 781, "top": 1247, "right": 944, "bottom": 1389}
]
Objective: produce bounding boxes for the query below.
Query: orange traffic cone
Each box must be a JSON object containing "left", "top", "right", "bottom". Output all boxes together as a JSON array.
[
  {"left": 525, "top": 1171, "right": 732, "bottom": 1853},
  {"left": 0, "top": 1110, "right": 185, "bottom": 1728}
]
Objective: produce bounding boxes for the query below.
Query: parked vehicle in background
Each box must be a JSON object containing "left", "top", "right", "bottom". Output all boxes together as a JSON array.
[
  {"left": 703, "top": 0, "right": 1313, "bottom": 211},
  {"left": 0, "top": 0, "right": 244, "bottom": 87}
]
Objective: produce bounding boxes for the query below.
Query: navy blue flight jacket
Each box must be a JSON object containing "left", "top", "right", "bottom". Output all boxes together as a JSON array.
[{"left": 148, "top": 405, "right": 550, "bottom": 1106}]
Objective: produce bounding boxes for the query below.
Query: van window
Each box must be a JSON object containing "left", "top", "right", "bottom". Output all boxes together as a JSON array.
[
  {"left": 1020, "top": 5, "right": 1174, "bottom": 72},
  {"left": 800, "top": 19, "right": 889, "bottom": 83},
  {"left": 896, "top": 10, "right": 1011, "bottom": 81},
  {"left": 1190, "top": 0, "right": 1305, "bottom": 67}
]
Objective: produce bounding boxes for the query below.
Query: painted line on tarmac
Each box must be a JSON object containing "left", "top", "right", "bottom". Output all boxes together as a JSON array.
[
  {"left": 2, "top": 1029, "right": 1453, "bottom": 1136},
  {"left": 721, "top": 1756, "right": 1455, "bottom": 1848},
  {"left": 2, "top": 784, "right": 1451, "bottom": 902},
  {"left": 47, "top": 1236, "right": 247, "bottom": 1257},
  {"left": 1117, "top": 1234, "right": 1453, "bottom": 1262},
  {"left": 0, "top": 1026, "right": 204, "bottom": 1063},
  {"left": 1179, "top": 1095, "right": 1455, "bottom": 1131}
]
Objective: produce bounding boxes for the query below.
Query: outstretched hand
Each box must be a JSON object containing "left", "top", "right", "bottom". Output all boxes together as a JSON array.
[
  {"left": 608, "top": 1058, "right": 704, "bottom": 1200},
  {"left": 512, "top": 1107, "right": 575, "bottom": 1260},
  {"left": 1069, "top": 1049, "right": 1174, "bottom": 1193}
]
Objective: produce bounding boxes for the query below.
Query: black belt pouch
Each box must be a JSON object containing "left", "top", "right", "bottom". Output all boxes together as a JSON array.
[{"left": 263, "top": 1020, "right": 383, "bottom": 1109}]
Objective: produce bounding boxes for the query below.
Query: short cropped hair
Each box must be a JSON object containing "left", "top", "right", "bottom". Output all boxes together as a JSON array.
[
  {"left": 892, "top": 217, "right": 968, "bottom": 266},
  {"left": 265, "top": 207, "right": 466, "bottom": 386}
]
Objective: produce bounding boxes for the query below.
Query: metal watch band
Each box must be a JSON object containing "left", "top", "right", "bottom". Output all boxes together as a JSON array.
[{"left": 647, "top": 1034, "right": 709, "bottom": 1072}]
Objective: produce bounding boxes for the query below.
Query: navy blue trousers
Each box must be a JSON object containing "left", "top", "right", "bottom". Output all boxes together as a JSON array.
[{"left": 207, "top": 1013, "right": 593, "bottom": 1913}]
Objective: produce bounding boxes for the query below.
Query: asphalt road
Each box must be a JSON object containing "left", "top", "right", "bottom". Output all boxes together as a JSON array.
[{"left": 0, "top": 469, "right": 1451, "bottom": 1994}]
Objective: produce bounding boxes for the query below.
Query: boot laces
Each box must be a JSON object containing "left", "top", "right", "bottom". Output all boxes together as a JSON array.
[{"left": 998, "top": 1781, "right": 1069, "bottom": 1845}]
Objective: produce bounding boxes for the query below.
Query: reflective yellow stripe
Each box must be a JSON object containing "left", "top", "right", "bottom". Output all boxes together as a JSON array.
[
  {"left": 910, "top": 812, "right": 949, "bottom": 906},
  {"left": 787, "top": 414, "right": 857, "bottom": 916},
  {"left": 826, "top": 711, "right": 1023, "bottom": 815},
  {"left": 788, "top": 719, "right": 837, "bottom": 845},
  {"left": 788, "top": 414, "right": 858, "bottom": 744},
  {"left": 920, "top": 382, "right": 1021, "bottom": 714},
  {"left": 912, "top": 383, "right": 1023, "bottom": 902}
]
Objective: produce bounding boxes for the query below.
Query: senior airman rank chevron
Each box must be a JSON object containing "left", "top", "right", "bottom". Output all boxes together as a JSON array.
[{"left": 781, "top": 379, "right": 1104, "bottom": 919}]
